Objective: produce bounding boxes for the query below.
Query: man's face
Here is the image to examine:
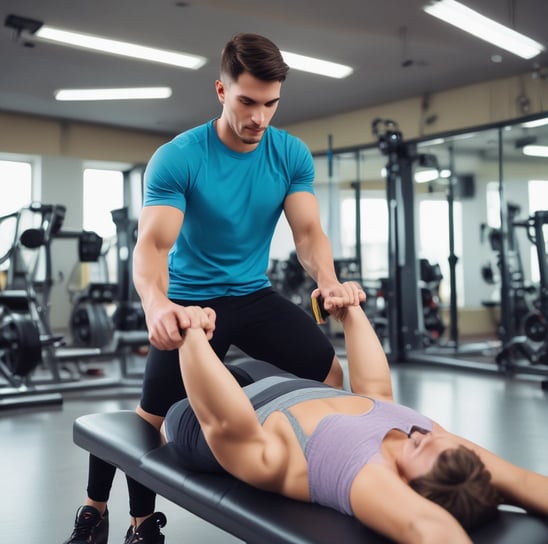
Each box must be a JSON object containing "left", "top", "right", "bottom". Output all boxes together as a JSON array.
[{"left": 215, "top": 72, "right": 281, "bottom": 151}]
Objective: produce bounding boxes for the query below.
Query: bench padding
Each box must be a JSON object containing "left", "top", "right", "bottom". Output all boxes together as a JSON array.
[
  {"left": 73, "top": 409, "right": 548, "bottom": 543},
  {"left": 74, "top": 357, "right": 548, "bottom": 542}
]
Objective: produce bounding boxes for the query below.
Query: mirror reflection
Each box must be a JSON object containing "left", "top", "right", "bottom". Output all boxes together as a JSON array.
[{"left": 272, "top": 116, "right": 548, "bottom": 374}]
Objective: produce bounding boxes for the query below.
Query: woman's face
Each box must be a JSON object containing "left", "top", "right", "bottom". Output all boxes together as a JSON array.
[{"left": 399, "top": 430, "right": 459, "bottom": 481}]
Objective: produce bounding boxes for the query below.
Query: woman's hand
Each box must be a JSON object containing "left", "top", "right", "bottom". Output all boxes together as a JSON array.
[
  {"left": 179, "top": 306, "right": 216, "bottom": 340},
  {"left": 312, "top": 282, "right": 365, "bottom": 322}
]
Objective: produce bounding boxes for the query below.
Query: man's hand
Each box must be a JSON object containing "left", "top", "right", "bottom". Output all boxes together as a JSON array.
[
  {"left": 145, "top": 300, "right": 216, "bottom": 350},
  {"left": 314, "top": 281, "right": 365, "bottom": 314}
]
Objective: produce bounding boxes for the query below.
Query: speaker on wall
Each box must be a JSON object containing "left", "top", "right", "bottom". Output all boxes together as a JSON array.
[{"left": 456, "top": 174, "right": 475, "bottom": 199}]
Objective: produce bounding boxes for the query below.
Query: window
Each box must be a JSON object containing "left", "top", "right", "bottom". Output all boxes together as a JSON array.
[
  {"left": 418, "top": 198, "right": 463, "bottom": 305},
  {"left": 81, "top": 168, "right": 124, "bottom": 284},
  {"left": 83, "top": 169, "right": 124, "bottom": 238},
  {"left": 0, "top": 159, "right": 32, "bottom": 216},
  {"left": 0, "top": 159, "right": 33, "bottom": 271},
  {"left": 528, "top": 179, "right": 548, "bottom": 283},
  {"left": 485, "top": 181, "right": 501, "bottom": 228},
  {"left": 340, "top": 194, "right": 388, "bottom": 278}
]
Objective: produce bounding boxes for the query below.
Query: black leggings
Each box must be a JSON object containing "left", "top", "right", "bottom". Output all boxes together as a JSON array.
[{"left": 87, "top": 287, "right": 335, "bottom": 516}]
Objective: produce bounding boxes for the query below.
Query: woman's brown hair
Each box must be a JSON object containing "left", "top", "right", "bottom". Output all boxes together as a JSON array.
[{"left": 409, "top": 445, "right": 502, "bottom": 530}]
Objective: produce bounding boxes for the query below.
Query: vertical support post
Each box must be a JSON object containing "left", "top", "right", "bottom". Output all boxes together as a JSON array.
[
  {"left": 497, "top": 128, "right": 515, "bottom": 344},
  {"left": 352, "top": 150, "right": 363, "bottom": 280},
  {"left": 384, "top": 144, "right": 423, "bottom": 360},
  {"left": 447, "top": 145, "right": 459, "bottom": 346},
  {"left": 394, "top": 145, "right": 424, "bottom": 358},
  {"left": 373, "top": 119, "right": 423, "bottom": 361}
]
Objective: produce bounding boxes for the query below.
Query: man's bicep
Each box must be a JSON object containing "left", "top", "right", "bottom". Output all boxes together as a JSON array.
[
  {"left": 138, "top": 205, "right": 184, "bottom": 251},
  {"left": 284, "top": 191, "right": 322, "bottom": 234}
]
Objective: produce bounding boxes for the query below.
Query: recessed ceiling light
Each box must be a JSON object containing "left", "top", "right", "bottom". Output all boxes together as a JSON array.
[
  {"left": 5, "top": 14, "right": 354, "bottom": 79},
  {"left": 4, "top": 14, "right": 207, "bottom": 69},
  {"left": 36, "top": 26, "right": 207, "bottom": 69},
  {"left": 54, "top": 87, "right": 173, "bottom": 101},
  {"left": 521, "top": 117, "right": 548, "bottom": 128},
  {"left": 522, "top": 145, "right": 548, "bottom": 158},
  {"left": 281, "top": 51, "right": 353, "bottom": 79},
  {"left": 423, "top": 0, "right": 545, "bottom": 59}
]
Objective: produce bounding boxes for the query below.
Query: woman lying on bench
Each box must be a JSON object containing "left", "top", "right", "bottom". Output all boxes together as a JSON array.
[{"left": 161, "top": 294, "right": 548, "bottom": 544}]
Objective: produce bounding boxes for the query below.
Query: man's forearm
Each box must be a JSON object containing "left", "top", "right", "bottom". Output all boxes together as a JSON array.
[
  {"left": 295, "top": 231, "right": 338, "bottom": 286},
  {"left": 133, "top": 243, "right": 170, "bottom": 312}
]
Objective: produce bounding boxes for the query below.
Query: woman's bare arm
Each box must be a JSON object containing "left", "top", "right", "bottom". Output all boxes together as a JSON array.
[
  {"left": 448, "top": 430, "right": 548, "bottom": 515},
  {"left": 331, "top": 303, "right": 393, "bottom": 400},
  {"left": 351, "top": 464, "right": 472, "bottom": 544},
  {"left": 178, "top": 318, "right": 287, "bottom": 489}
]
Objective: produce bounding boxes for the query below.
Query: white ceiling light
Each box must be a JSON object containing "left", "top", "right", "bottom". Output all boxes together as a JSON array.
[
  {"left": 55, "top": 87, "right": 173, "bottom": 101},
  {"left": 15, "top": 21, "right": 207, "bottom": 69},
  {"left": 415, "top": 169, "right": 440, "bottom": 183},
  {"left": 423, "top": 0, "right": 545, "bottom": 60},
  {"left": 281, "top": 51, "right": 353, "bottom": 79},
  {"left": 522, "top": 145, "right": 548, "bottom": 157},
  {"left": 521, "top": 117, "right": 548, "bottom": 128},
  {"left": 6, "top": 15, "right": 351, "bottom": 79}
]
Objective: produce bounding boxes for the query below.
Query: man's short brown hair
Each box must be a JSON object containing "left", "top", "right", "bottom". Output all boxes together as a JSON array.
[{"left": 220, "top": 33, "right": 289, "bottom": 83}]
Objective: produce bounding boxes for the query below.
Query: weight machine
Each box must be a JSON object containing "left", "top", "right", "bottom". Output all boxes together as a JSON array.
[
  {"left": 371, "top": 120, "right": 548, "bottom": 386},
  {"left": 0, "top": 203, "right": 70, "bottom": 406},
  {"left": 496, "top": 210, "right": 548, "bottom": 374},
  {"left": 0, "top": 203, "right": 148, "bottom": 409},
  {"left": 371, "top": 118, "right": 426, "bottom": 361}
]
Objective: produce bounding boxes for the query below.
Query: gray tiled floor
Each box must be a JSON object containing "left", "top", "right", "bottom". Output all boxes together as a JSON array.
[{"left": 1, "top": 354, "right": 547, "bottom": 543}]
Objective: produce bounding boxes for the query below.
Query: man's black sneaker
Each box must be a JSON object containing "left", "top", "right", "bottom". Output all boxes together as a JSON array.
[
  {"left": 123, "top": 512, "right": 167, "bottom": 544},
  {"left": 63, "top": 505, "right": 108, "bottom": 544}
]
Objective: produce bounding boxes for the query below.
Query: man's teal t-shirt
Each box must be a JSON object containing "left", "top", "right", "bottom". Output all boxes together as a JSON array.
[{"left": 143, "top": 120, "right": 315, "bottom": 299}]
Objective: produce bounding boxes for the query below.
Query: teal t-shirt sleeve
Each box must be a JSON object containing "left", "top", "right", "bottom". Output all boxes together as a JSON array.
[
  {"left": 287, "top": 136, "right": 315, "bottom": 196},
  {"left": 143, "top": 142, "right": 189, "bottom": 212}
]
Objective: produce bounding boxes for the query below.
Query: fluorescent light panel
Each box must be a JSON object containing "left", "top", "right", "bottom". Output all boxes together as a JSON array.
[
  {"left": 523, "top": 145, "right": 548, "bottom": 158},
  {"left": 281, "top": 51, "right": 353, "bottom": 79},
  {"left": 521, "top": 117, "right": 548, "bottom": 128},
  {"left": 22, "top": 20, "right": 352, "bottom": 79},
  {"left": 31, "top": 26, "right": 207, "bottom": 69},
  {"left": 55, "top": 87, "right": 172, "bottom": 101},
  {"left": 415, "top": 169, "right": 439, "bottom": 183},
  {"left": 423, "top": 0, "right": 545, "bottom": 59}
]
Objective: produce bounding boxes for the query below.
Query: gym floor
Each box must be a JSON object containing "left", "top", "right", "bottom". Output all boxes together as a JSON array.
[{"left": 1, "top": 351, "right": 547, "bottom": 543}]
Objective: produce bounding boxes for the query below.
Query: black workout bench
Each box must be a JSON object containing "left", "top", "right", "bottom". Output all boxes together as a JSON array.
[{"left": 73, "top": 360, "right": 548, "bottom": 543}]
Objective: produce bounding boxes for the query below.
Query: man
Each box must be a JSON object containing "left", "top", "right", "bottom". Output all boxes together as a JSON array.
[{"left": 64, "top": 32, "right": 363, "bottom": 544}]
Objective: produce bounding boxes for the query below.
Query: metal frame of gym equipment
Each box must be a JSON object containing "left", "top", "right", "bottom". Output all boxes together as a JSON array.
[
  {"left": 0, "top": 202, "right": 147, "bottom": 409},
  {"left": 0, "top": 203, "right": 67, "bottom": 407},
  {"left": 495, "top": 209, "right": 548, "bottom": 371},
  {"left": 373, "top": 122, "right": 548, "bottom": 387},
  {"left": 372, "top": 118, "right": 424, "bottom": 362}
]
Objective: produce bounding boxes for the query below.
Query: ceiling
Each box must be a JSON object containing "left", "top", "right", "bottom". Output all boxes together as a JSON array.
[{"left": 1, "top": 0, "right": 548, "bottom": 137}]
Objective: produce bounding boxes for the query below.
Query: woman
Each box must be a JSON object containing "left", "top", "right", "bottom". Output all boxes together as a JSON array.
[{"left": 161, "top": 292, "right": 548, "bottom": 544}]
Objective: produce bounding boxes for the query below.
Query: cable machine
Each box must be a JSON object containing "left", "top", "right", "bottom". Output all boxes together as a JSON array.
[
  {"left": 371, "top": 121, "right": 548, "bottom": 387},
  {"left": 372, "top": 119, "right": 424, "bottom": 361}
]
